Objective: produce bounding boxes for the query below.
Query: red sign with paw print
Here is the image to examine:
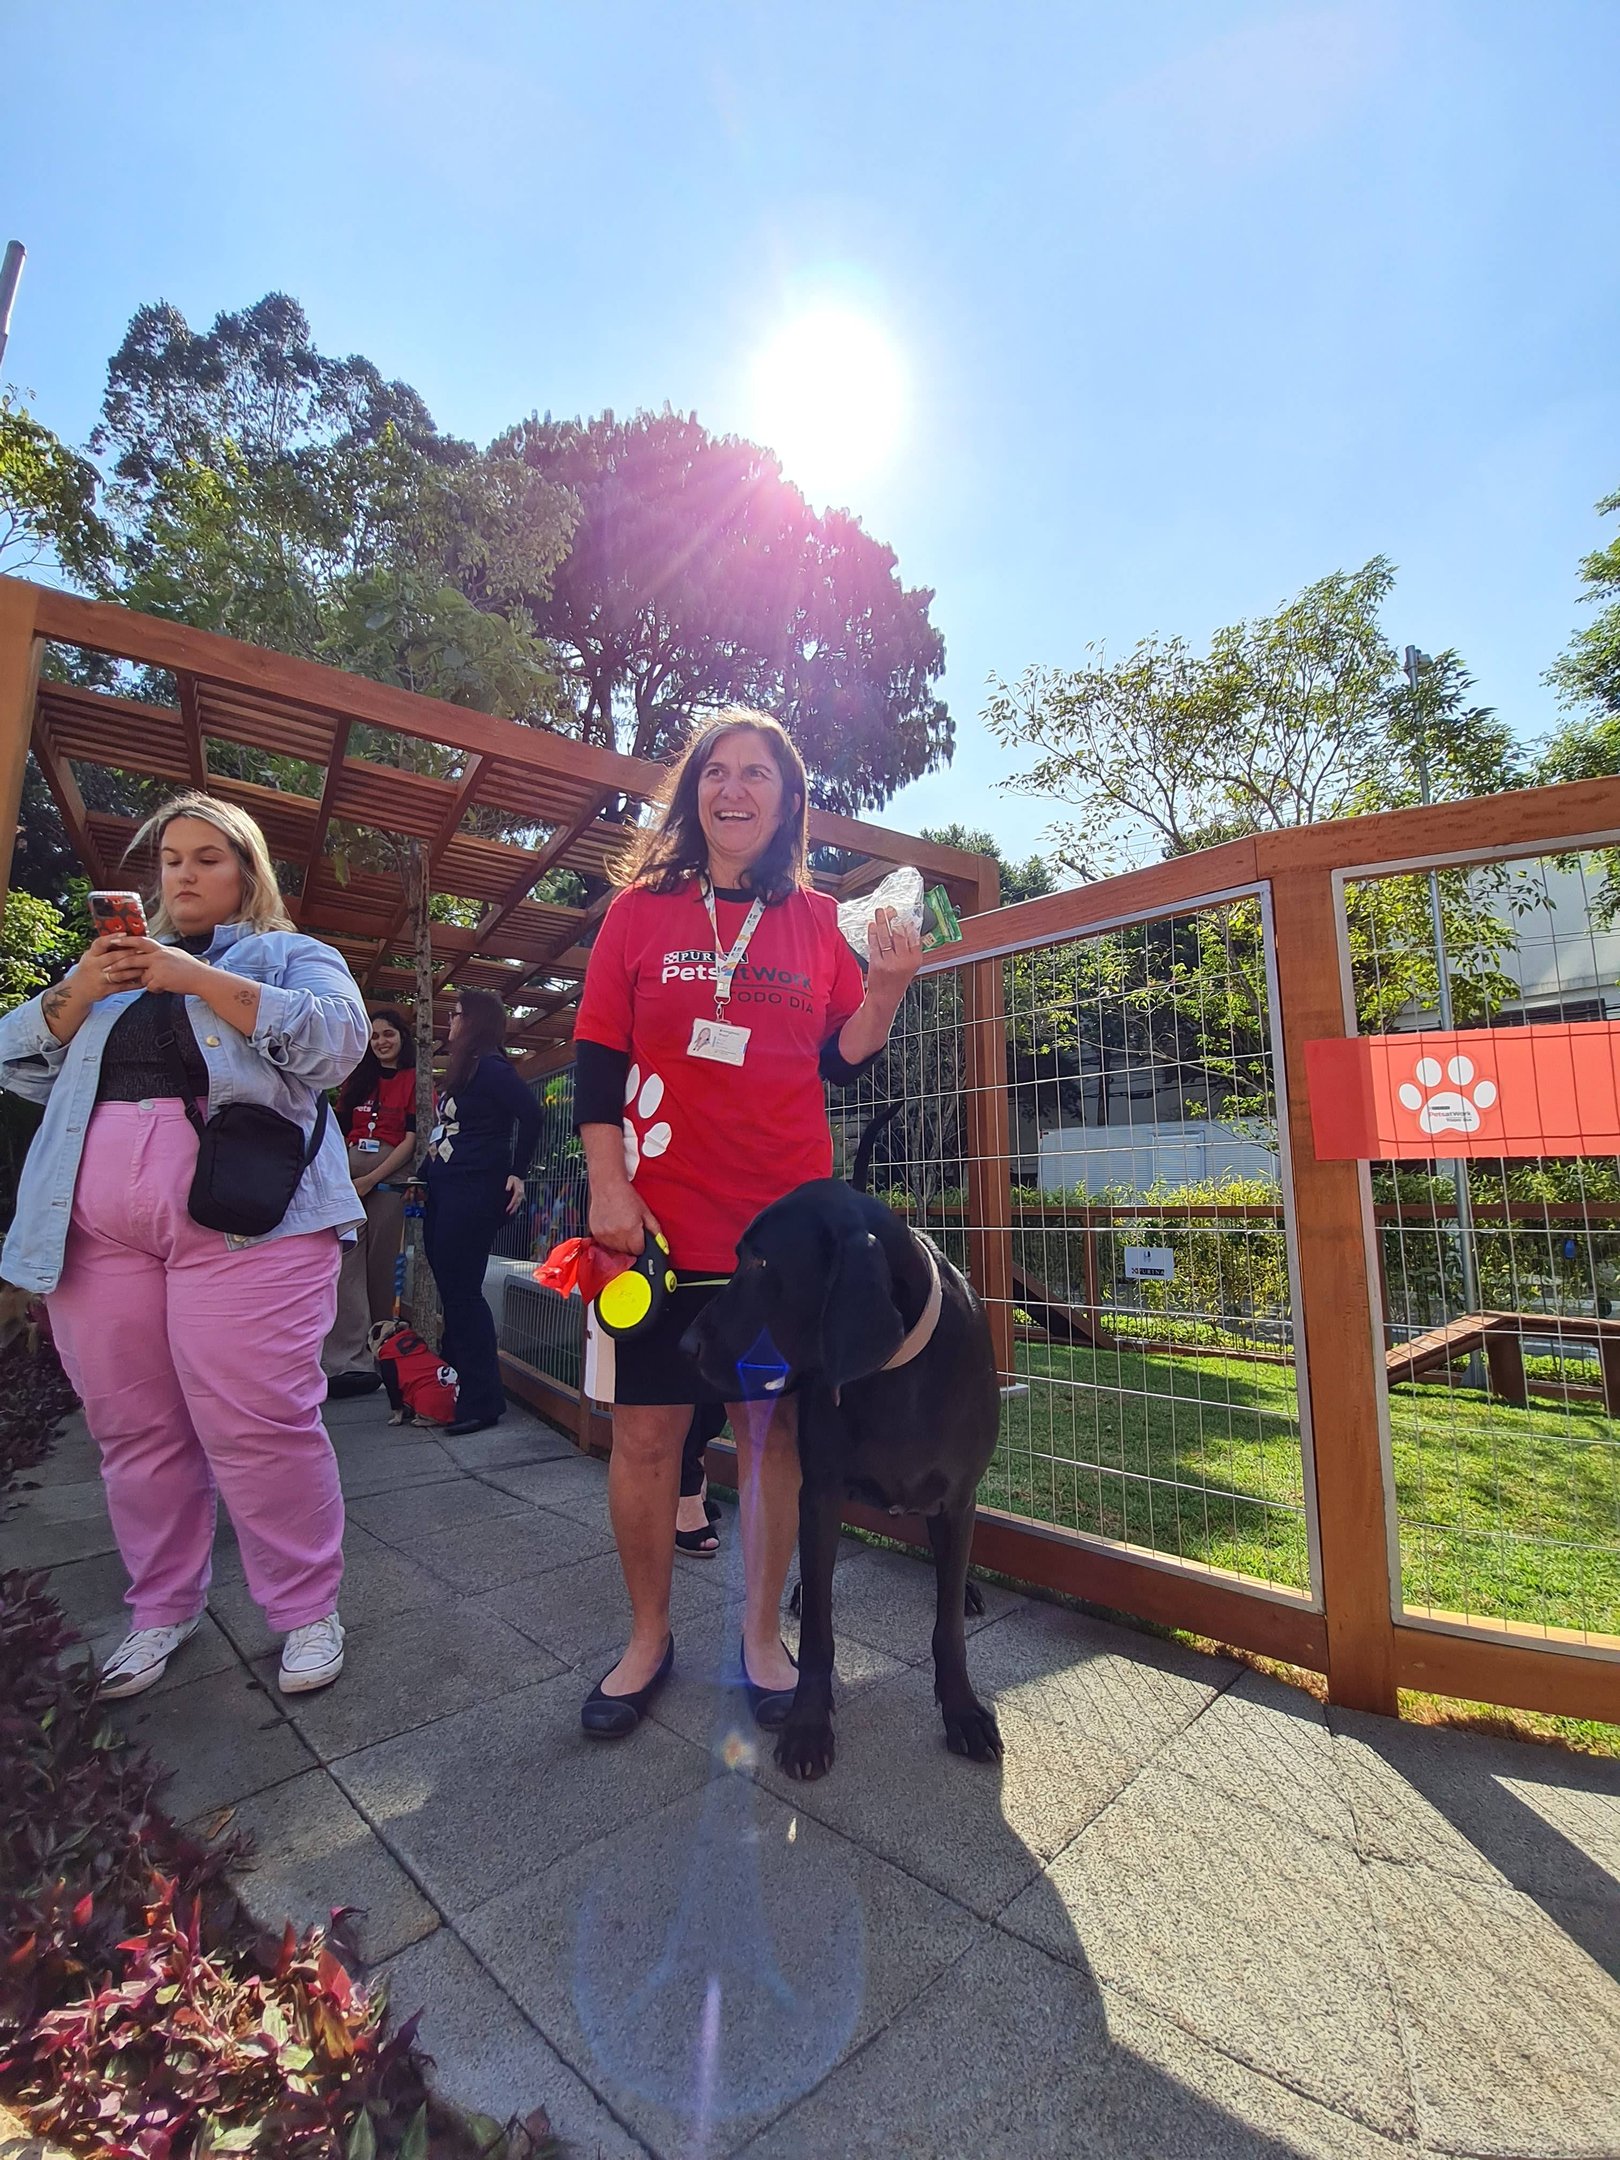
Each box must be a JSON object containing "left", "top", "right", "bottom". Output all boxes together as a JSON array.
[{"left": 1305, "top": 1023, "right": 1620, "bottom": 1160}]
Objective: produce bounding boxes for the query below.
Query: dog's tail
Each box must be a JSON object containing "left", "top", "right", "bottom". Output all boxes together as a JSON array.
[{"left": 849, "top": 1103, "right": 903, "bottom": 1193}]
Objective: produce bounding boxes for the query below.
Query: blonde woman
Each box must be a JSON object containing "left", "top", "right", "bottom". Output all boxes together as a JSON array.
[{"left": 0, "top": 794, "right": 368, "bottom": 1698}]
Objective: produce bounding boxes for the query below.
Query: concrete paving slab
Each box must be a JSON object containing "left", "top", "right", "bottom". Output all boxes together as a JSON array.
[
  {"left": 1367, "top": 1856, "right": 1620, "bottom": 2158},
  {"left": 438, "top": 1418, "right": 577, "bottom": 1472},
  {"left": 472, "top": 1550, "right": 733, "bottom": 1676},
  {"left": 329, "top": 1441, "right": 464, "bottom": 1499},
  {"left": 0, "top": 1506, "right": 120, "bottom": 1570},
  {"left": 377, "top": 1929, "right": 648, "bottom": 2156},
  {"left": 1331, "top": 1706, "right": 1620, "bottom": 1909},
  {"left": 752, "top": 1601, "right": 1232, "bottom": 1920},
  {"left": 207, "top": 1525, "right": 458, "bottom": 1660},
  {"left": 1154, "top": 1666, "right": 1356, "bottom": 1848},
  {"left": 334, "top": 1670, "right": 713, "bottom": 1917},
  {"left": 739, "top": 1929, "right": 1412, "bottom": 2160},
  {"left": 812, "top": 1544, "right": 1024, "bottom": 1665},
  {"left": 7, "top": 1479, "right": 113, "bottom": 1528},
  {"left": 347, "top": 1477, "right": 531, "bottom": 1545},
  {"left": 189, "top": 1767, "right": 440, "bottom": 1966},
  {"left": 109, "top": 1665, "right": 315, "bottom": 1820},
  {"left": 42, "top": 1548, "right": 133, "bottom": 1636},
  {"left": 257, "top": 1598, "right": 564, "bottom": 1759},
  {"left": 461, "top": 1773, "right": 987, "bottom": 2159},
  {"left": 998, "top": 1761, "right": 1414, "bottom": 2138},
  {"left": 667, "top": 1508, "right": 871, "bottom": 1597},
  {"left": 411, "top": 1507, "right": 618, "bottom": 1595},
  {"left": 485, "top": 1455, "right": 615, "bottom": 1531},
  {"left": 7, "top": 1421, "right": 100, "bottom": 1486}
]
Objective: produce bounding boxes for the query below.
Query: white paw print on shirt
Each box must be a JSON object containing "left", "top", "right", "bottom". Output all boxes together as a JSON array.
[
  {"left": 623, "top": 1064, "right": 673, "bottom": 1178},
  {"left": 1397, "top": 1054, "right": 1498, "bottom": 1137}
]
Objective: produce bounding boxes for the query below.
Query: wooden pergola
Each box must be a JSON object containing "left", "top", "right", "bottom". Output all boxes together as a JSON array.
[{"left": 0, "top": 579, "right": 1000, "bottom": 1069}]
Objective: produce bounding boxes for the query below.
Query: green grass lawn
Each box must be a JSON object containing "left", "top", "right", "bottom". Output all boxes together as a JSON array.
[{"left": 992, "top": 1342, "right": 1620, "bottom": 1638}]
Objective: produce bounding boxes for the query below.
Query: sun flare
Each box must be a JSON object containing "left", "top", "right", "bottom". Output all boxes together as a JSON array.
[{"left": 745, "top": 306, "right": 907, "bottom": 509}]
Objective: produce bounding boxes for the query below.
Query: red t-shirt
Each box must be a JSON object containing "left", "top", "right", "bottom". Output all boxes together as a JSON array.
[
  {"left": 573, "top": 880, "right": 867, "bottom": 1270},
  {"left": 342, "top": 1067, "right": 416, "bottom": 1151}
]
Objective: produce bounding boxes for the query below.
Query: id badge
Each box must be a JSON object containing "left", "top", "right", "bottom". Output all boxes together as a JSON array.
[
  {"left": 355, "top": 1138, "right": 382, "bottom": 1155},
  {"left": 688, "top": 1017, "right": 750, "bottom": 1066}
]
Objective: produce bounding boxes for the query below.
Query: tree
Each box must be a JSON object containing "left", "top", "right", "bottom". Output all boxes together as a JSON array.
[
  {"left": 983, "top": 559, "right": 1510, "bottom": 877},
  {"left": 487, "top": 409, "right": 952, "bottom": 811},
  {"left": 1544, "top": 485, "right": 1620, "bottom": 739},
  {"left": 920, "top": 823, "right": 1056, "bottom": 906},
  {"left": 0, "top": 391, "right": 115, "bottom": 586}
]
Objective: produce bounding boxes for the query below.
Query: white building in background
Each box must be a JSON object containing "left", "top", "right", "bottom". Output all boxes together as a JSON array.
[{"left": 1024, "top": 858, "right": 1620, "bottom": 1198}]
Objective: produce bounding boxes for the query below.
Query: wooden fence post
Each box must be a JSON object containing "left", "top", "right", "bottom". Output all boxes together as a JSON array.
[
  {"left": 961, "top": 863, "right": 1016, "bottom": 1379},
  {"left": 1269, "top": 863, "right": 1399, "bottom": 1715},
  {"left": 0, "top": 580, "right": 42, "bottom": 907}
]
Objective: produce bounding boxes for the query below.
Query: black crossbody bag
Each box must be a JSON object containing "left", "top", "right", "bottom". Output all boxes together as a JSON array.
[{"left": 158, "top": 995, "right": 329, "bottom": 1237}]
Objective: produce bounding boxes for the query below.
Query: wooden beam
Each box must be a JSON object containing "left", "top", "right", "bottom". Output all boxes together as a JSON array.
[
  {"left": 961, "top": 857, "right": 1016, "bottom": 1382},
  {"left": 29, "top": 709, "right": 107, "bottom": 887},
  {"left": 20, "top": 578, "right": 670, "bottom": 801},
  {"left": 363, "top": 754, "right": 488, "bottom": 990},
  {"left": 1254, "top": 775, "right": 1620, "bottom": 878},
  {"left": 176, "top": 674, "right": 208, "bottom": 787},
  {"left": 1393, "top": 1624, "right": 1620, "bottom": 1725},
  {"left": 432, "top": 787, "right": 617, "bottom": 996},
  {"left": 0, "top": 581, "right": 43, "bottom": 903},
  {"left": 298, "top": 720, "right": 352, "bottom": 912},
  {"left": 1270, "top": 863, "right": 1398, "bottom": 1716}
]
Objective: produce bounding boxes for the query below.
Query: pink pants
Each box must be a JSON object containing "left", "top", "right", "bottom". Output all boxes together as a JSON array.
[{"left": 46, "top": 1100, "right": 345, "bottom": 1633}]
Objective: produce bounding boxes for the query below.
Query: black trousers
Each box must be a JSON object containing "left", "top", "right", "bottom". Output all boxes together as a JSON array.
[
  {"left": 424, "top": 1167, "right": 509, "bottom": 1421},
  {"left": 680, "top": 1401, "right": 727, "bottom": 1497}
]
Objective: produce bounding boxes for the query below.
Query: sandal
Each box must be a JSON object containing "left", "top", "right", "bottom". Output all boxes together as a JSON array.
[{"left": 675, "top": 1519, "right": 721, "bottom": 1555}]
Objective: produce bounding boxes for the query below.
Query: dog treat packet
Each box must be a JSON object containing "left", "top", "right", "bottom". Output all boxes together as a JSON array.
[
  {"left": 919, "top": 884, "right": 964, "bottom": 952},
  {"left": 836, "top": 865, "right": 925, "bottom": 957}
]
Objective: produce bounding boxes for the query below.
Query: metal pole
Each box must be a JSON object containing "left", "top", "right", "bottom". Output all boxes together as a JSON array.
[
  {"left": 1405, "top": 646, "right": 1482, "bottom": 1336},
  {"left": 0, "top": 243, "right": 25, "bottom": 374}
]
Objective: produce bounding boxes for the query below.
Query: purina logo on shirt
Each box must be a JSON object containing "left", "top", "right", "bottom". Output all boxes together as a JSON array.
[{"left": 1306, "top": 1022, "right": 1620, "bottom": 1160}]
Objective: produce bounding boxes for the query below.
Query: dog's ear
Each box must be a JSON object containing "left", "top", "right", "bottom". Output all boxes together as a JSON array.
[{"left": 817, "top": 1229, "right": 905, "bottom": 1394}]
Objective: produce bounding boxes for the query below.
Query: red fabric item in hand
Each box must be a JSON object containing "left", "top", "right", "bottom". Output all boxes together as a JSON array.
[{"left": 536, "top": 1236, "right": 631, "bottom": 1302}]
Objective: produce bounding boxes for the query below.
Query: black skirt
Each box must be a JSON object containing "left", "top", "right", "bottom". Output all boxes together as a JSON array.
[{"left": 607, "top": 1268, "right": 797, "bottom": 1407}]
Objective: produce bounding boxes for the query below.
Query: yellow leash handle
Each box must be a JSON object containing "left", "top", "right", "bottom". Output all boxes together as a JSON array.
[{"left": 593, "top": 1232, "right": 679, "bottom": 1339}]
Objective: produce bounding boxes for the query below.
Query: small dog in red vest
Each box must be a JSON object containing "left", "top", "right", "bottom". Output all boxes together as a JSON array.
[{"left": 368, "top": 1321, "right": 459, "bottom": 1426}]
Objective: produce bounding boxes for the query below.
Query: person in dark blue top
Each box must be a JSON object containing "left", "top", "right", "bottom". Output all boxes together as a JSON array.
[{"left": 423, "top": 989, "right": 542, "bottom": 1436}]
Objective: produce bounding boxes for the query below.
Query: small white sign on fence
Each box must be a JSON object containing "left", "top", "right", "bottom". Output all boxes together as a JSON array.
[{"left": 1124, "top": 1246, "right": 1176, "bottom": 1282}]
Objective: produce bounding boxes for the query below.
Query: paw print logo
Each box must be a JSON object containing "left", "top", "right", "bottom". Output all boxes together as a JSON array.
[
  {"left": 1398, "top": 1054, "right": 1498, "bottom": 1137},
  {"left": 622, "top": 1063, "right": 673, "bottom": 1178}
]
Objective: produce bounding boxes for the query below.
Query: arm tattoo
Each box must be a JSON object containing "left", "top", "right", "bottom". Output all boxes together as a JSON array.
[{"left": 41, "top": 983, "right": 73, "bottom": 1035}]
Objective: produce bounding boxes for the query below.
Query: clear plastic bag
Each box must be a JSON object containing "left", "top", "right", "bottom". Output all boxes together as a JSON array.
[{"left": 836, "top": 865, "right": 924, "bottom": 956}]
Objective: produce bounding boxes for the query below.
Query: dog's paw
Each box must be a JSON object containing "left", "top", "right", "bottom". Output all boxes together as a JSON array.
[
  {"left": 387, "top": 1411, "right": 405, "bottom": 1426},
  {"left": 775, "top": 1716, "right": 837, "bottom": 1781},
  {"left": 942, "top": 1698, "right": 1002, "bottom": 1763}
]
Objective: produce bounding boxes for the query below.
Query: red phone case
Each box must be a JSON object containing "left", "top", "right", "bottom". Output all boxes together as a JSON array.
[{"left": 88, "top": 891, "right": 148, "bottom": 939}]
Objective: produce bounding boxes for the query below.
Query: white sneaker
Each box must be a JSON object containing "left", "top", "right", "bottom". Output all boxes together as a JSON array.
[
  {"left": 96, "top": 1617, "right": 202, "bottom": 1700},
  {"left": 279, "top": 1612, "right": 345, "bottom": 1694}
]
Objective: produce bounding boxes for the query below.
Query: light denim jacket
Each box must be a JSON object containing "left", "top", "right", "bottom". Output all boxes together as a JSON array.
[{"left": 0, "top": 922, "right": 369, "bottom": 1294}]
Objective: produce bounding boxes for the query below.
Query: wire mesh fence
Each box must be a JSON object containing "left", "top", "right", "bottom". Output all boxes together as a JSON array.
[
  {"left": 839, "top": 899, "right": 1313, "bottom": 1595},
  {"left": 1349, "top": 846, "right": 1620, "bottom": 1643},
  {"left": 490, "top": 1066, "right": 589, "bottom": 1391}
]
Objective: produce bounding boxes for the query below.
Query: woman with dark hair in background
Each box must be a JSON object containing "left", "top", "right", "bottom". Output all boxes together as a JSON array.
[
  {"left": 323, "top": 1007, "right": 419, "bottom": 1398},
  {"left": 423, "top": 987, "right": 542, "bottom": 1437}
]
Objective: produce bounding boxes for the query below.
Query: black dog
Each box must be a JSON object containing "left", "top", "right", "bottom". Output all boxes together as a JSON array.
[{"left": 683, "top": 1176, "right": 1003, "bottom": 1781}]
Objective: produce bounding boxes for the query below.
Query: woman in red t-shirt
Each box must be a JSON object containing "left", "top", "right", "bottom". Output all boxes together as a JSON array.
[
  {"left": 322, "top": 1008, "right": 419, "bottom": 1396},
  {"left": 572, "top": 710, "right": 922, "bottom": 1737}
]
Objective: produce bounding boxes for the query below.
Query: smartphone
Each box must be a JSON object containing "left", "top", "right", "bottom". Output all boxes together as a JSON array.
[{"left": 88, "top": 890, "right": 148, "bottom": 939}]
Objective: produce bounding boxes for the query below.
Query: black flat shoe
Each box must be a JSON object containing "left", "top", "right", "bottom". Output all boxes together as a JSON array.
[
  {"left": 326, "top": 1371, "right": 382, "bottom": 1400},
  {"left": 445, "top": 1414, "right": 501, "bottom": 1438},
  {"left": 740, "top": 1638, "right": 798, "bottom": 1730},
  {"left": 581, "top": 1635, "right": 675, "bottom": 1738}
]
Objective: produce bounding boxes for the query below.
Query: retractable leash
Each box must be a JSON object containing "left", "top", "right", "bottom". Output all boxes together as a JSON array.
[{"left": 592, "top": 1232, "right": 679, "bottom": 1338}]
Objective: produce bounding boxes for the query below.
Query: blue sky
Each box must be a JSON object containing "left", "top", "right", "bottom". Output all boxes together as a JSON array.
[{"left": 4, "top": 0, "right": 1617, "bottom": 858}]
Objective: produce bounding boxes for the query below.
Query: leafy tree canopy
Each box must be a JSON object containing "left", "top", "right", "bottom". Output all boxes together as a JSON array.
[
  {"left": 489, "top": 409, "right": 952, "bottom": 811},
  {"left": 1541, "top": 485, "right": 1620, "bottom": 781},
  {"left": 920, "top": 823, "right": 1056, "bottom": 905},
  {"left": 0, "top": 391, "right": 115, "bottom": 588},
  {"left": 985, "top": 558, "right": 1523, "bottom": 877}
]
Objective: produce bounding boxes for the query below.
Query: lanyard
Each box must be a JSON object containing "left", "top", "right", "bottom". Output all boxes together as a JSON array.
[{"left": 700, "top": 879, "right": 765, "bottom": 1020}]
